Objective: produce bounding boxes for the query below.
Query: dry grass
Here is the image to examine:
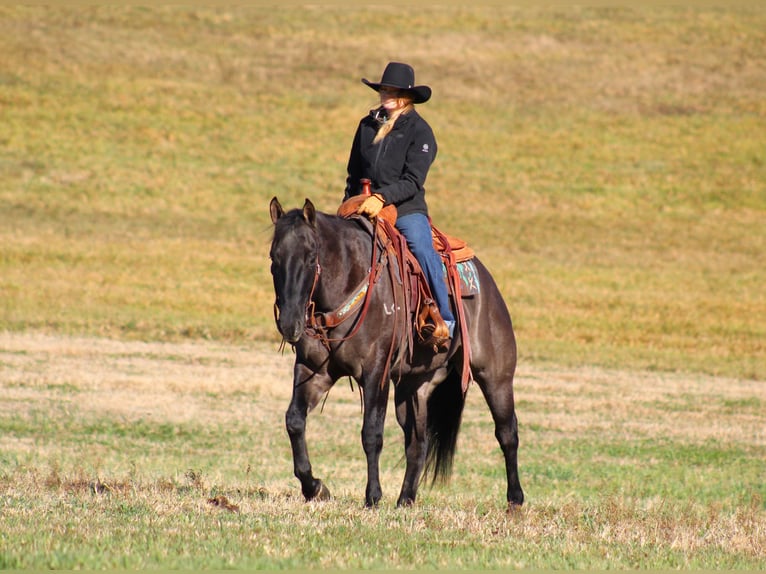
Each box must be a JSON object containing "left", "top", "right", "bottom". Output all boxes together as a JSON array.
[
  {"left": 1, "top": 332, "right": 764, "bottom": 568},
  {"left": 0, "top": 6, "right": 764, "bottom": 379}
]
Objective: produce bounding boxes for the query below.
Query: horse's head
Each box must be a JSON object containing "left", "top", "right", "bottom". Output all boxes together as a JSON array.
[{"left": 269, "top": 197, "right": 319, "bottom": 343}]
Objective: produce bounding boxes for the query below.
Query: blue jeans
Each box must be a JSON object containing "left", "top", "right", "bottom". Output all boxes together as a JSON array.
[{"left": 395, "top": 213, "right": 455, "bottom": 325}]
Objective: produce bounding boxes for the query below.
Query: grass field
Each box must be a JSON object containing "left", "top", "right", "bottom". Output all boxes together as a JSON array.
[
  {"left": 0, "top": 5, "right": 764, "bottom": 570},
  {"left": 1, "top": 333, "right": 764, "bottom": 569}
]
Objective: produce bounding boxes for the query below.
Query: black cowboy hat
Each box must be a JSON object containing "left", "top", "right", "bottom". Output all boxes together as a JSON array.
[{"left": 362, "top": 62, "right": 431, "bottom": 104}]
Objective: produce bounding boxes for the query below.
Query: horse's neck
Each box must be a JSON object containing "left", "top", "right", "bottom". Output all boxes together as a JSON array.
[{"left": 314, "top": 215, "right": 373, "bottom": 309}]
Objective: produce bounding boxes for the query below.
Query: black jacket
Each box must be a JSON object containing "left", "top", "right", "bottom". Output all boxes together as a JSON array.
[{"left": 344, "top": 107, "right": 437, "bottom": 219}]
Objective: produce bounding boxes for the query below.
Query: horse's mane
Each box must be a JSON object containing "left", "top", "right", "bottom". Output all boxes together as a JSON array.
[{"left": 273, "top": 207, "right": 374, "bottom": 244}]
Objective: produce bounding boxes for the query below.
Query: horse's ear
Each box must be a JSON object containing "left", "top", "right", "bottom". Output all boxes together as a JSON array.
[
  {"left": 302, "top": 198, "right": 316, "bottom": 227},
  {"left": 270, "top": 197, "right": 284, "bottom": 224}
]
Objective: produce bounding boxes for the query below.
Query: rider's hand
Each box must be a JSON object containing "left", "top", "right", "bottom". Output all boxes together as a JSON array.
[{"left": 357, "top": 194, "right": 385, "bottom": 218}]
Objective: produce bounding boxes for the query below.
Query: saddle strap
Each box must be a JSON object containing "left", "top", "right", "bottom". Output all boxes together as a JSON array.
[
  {"left": 379, "top": 217, "right": 417, "bottom": 383},
  {"left": 431, "top": 223, "right": 474, "bottom": 392}
]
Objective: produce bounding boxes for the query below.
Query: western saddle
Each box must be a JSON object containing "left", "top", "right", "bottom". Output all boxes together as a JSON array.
[{"left": 337, "top": 195, "right": 474, "bottom": 391}]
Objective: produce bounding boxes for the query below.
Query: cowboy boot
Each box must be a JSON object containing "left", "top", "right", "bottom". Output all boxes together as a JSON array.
[{"left": 418, "top": 299, "right": 450, "bottom": 351}]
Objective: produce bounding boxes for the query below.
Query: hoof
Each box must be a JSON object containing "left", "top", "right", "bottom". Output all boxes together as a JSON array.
[
  {"left": 303, "top": 479, "right": 332, "bottom": 502},
  {"left": 313, "top": 480, "right": 332, "bottom": 501},
  {"left": 506, "top": 500, "right": 523, "bottom": 515}
]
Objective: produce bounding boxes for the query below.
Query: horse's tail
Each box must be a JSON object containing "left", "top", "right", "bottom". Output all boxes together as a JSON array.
[{"left": 424, "top": 369, "right": 466, "bottom": 485}]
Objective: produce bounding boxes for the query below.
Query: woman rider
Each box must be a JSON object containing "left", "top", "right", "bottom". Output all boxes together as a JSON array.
[{"left": 344, "top": 62, "right": 454, "bottom": 349}]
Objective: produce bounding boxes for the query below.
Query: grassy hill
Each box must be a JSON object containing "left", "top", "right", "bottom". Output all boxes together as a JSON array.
[{"left": 1, "top": 5, "right": 764, "bottom": 379}]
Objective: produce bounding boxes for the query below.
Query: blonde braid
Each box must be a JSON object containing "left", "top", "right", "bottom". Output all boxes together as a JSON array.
[{"left": 373, "top": 101, "right": 414, "bottom": 144}]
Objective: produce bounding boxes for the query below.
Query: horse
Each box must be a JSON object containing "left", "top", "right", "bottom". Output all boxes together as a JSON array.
[{"left": 269, "top": 197, "right": 524, "bottom": 509}]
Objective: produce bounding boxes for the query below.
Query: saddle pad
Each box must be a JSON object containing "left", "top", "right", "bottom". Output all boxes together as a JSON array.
[{"left": 443, "top": 259, "right": 480, "bottom": 297}]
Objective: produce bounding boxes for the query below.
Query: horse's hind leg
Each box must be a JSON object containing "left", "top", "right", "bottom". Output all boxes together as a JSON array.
[
  {"left": 393, "top": 380, "right": 430, "bottom": 507},
  {"left": 476, "top": 369, "right": 525, "bottom": 508},
  {"left": 285, "top": 362, "right": 334, "bottom": 501}
]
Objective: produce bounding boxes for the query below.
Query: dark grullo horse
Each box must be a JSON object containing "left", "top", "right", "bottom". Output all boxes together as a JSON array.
[{"left": 269, "top": 197, "right": 523, "bottom": 509}]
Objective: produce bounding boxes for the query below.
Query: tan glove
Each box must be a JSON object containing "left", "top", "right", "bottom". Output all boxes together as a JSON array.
[{"left": 356, "top": 193, "right": 385, "bottom": 218}]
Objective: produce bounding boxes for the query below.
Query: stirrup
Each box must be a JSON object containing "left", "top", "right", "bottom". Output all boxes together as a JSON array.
[
  {"left": 417, "top": 298, "right": 451, "bottom": 351},
  {"left": 419, "top": 318, "right": 450, "bottom": 352}
]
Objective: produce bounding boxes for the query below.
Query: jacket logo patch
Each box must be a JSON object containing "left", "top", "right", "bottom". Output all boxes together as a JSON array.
[{"left": 422, "top": 144, "right": 430, "bottom": 153}]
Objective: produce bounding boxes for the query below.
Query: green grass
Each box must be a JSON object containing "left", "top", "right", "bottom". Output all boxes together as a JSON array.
[
  {"left": 0, "top": 340, "right": 763, "bottom": 569},
  {"left": 1, "top": 495, "right": 759, "bottom": 569}
]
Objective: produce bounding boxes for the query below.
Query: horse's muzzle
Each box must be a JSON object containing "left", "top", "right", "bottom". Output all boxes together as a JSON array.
[
  {"left": 277, "top": 316, "right": 305, "bottom": 343},
  {"left": 274, "top": 299, "right": 306, "bottom": 343},
  {"left": 280, "top": 326, "right": 302, "bottom": 344}
]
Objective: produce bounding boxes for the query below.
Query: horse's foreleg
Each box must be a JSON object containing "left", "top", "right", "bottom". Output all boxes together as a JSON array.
[
  {"left": 360, "top": 376, "right": 391, "bottom": 507},
  {"left": 285, "top": 363, "right": 333, "bottom": 502},
  {"left": 394, "top": 382, "right": 430, "bottom": 507}
]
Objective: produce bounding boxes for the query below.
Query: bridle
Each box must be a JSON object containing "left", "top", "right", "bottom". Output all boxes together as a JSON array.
[{"left": 272, "top": 259, "right": 321, "bottom": 329}]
